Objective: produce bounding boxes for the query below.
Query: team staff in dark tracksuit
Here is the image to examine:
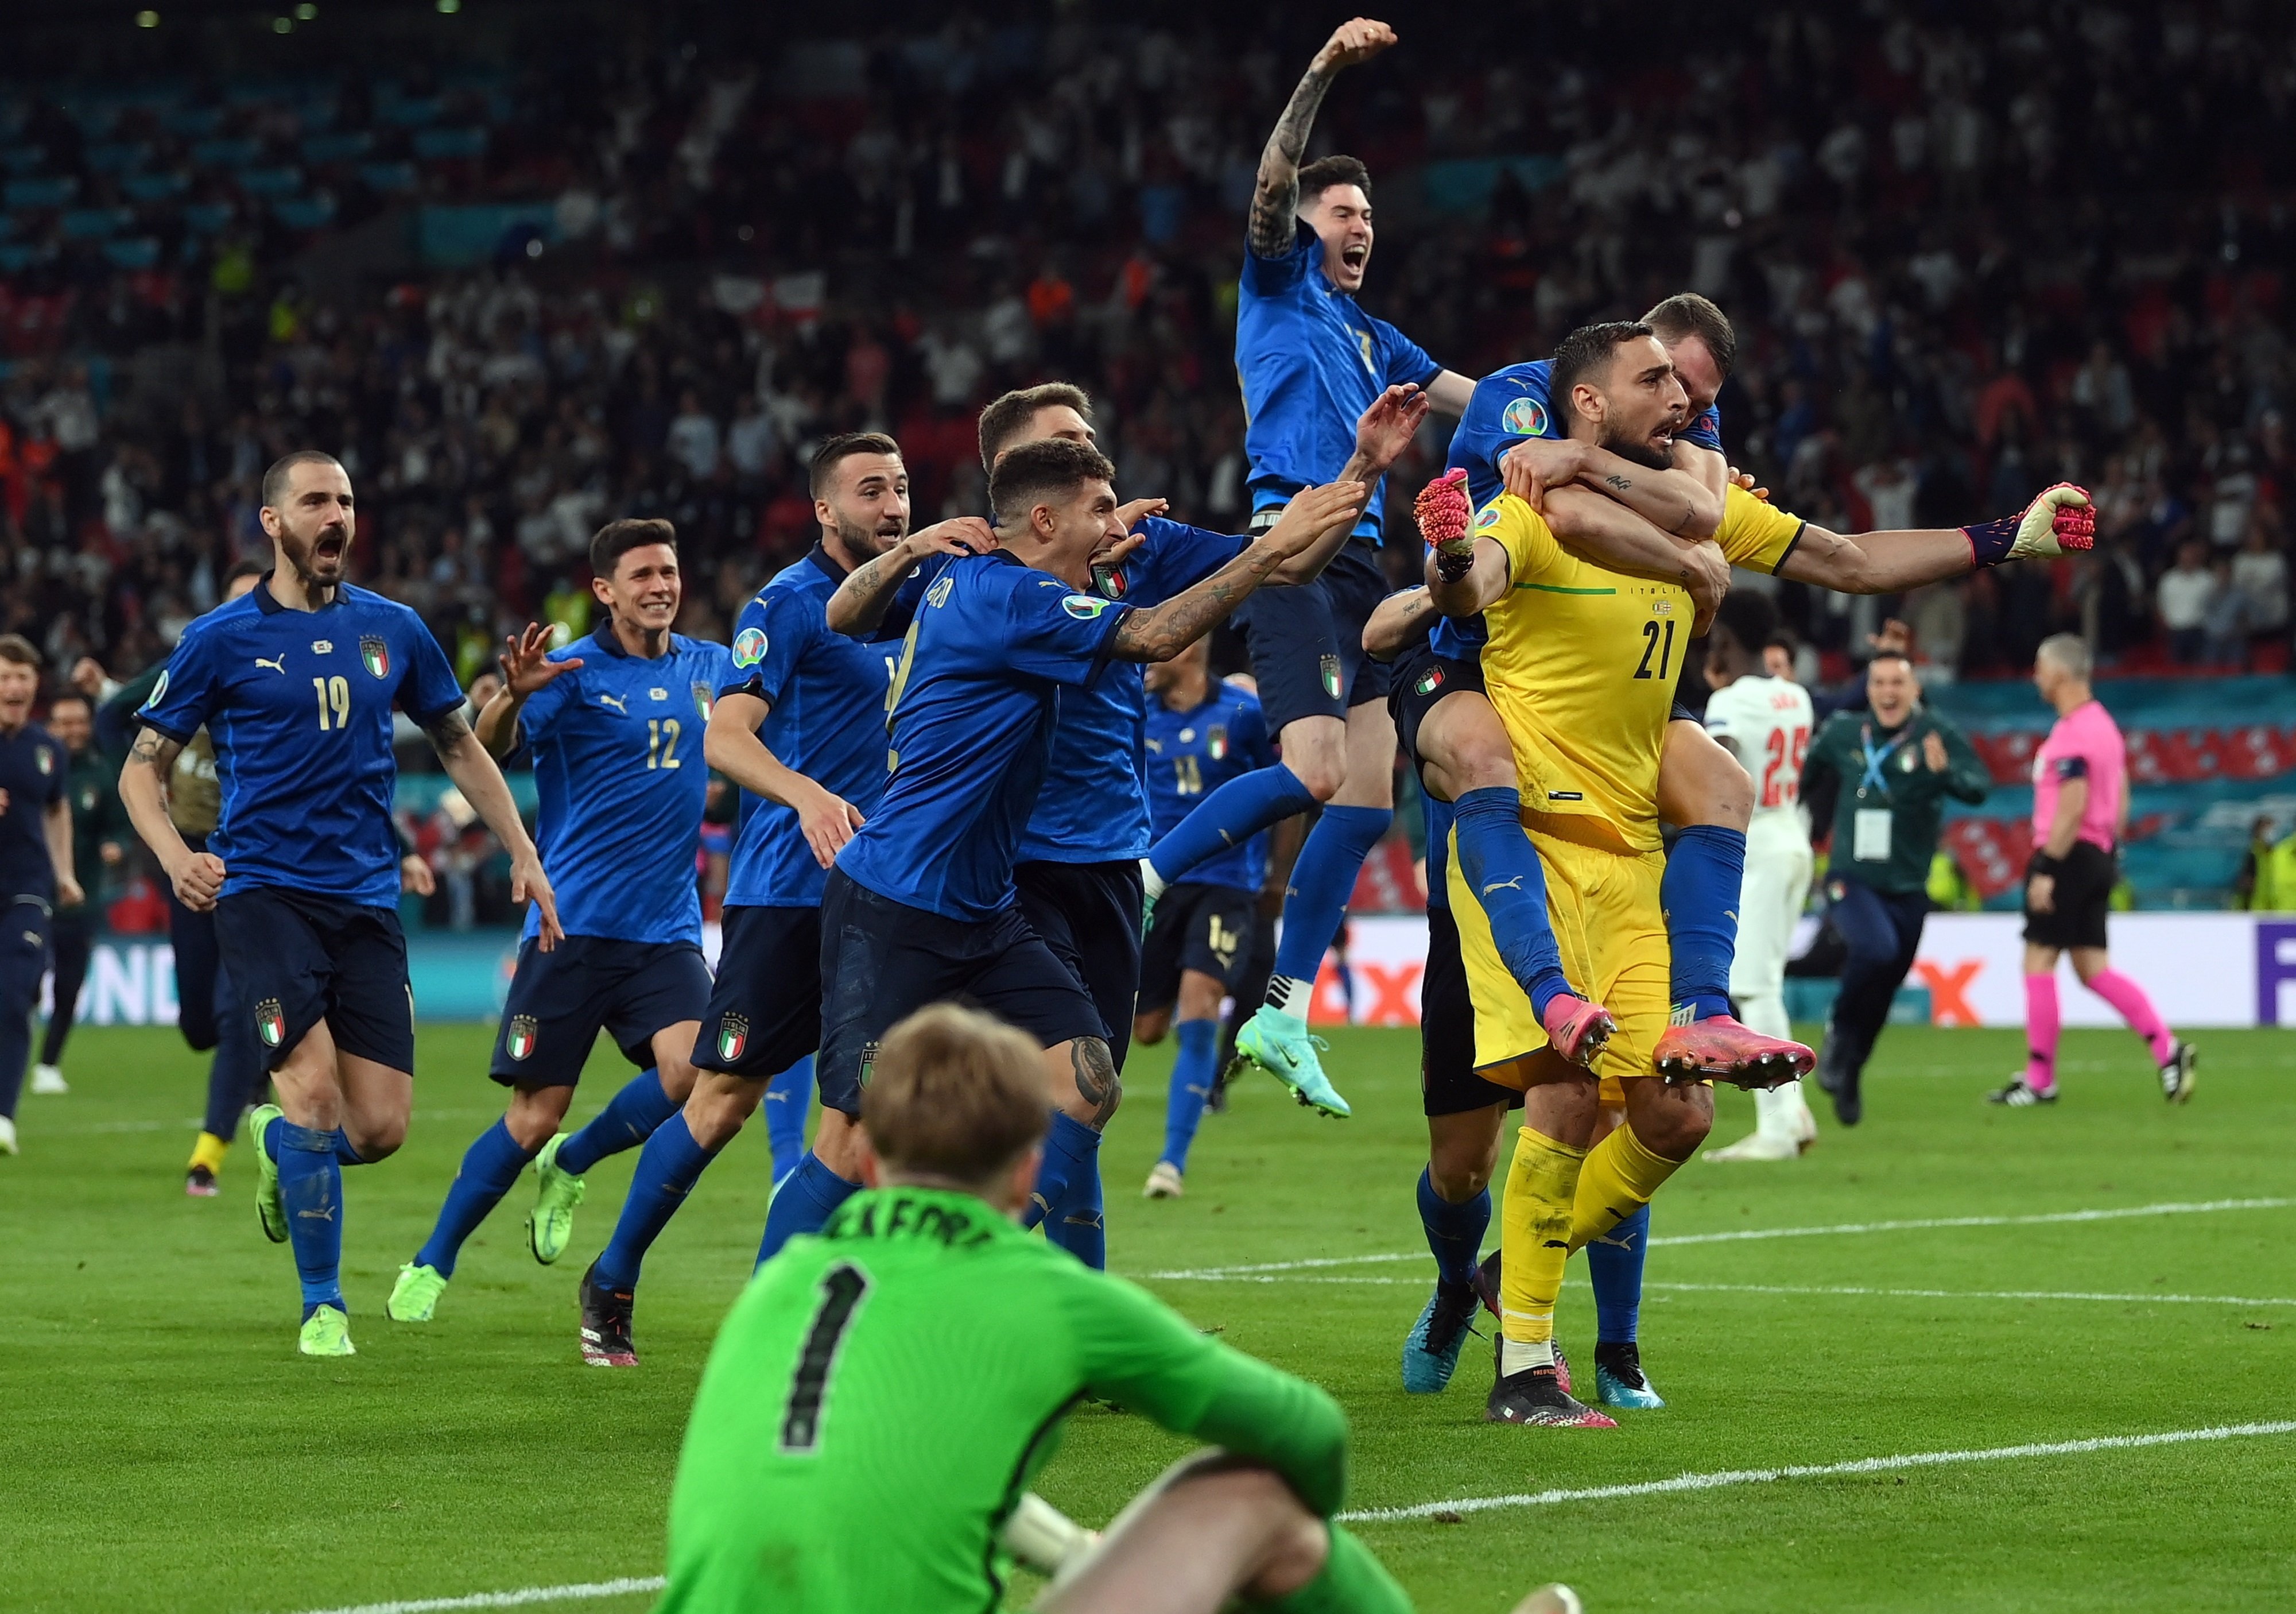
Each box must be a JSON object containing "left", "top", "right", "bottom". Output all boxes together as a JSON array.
[
  {"left": 1799, "top": 649, "right": 1988, "bottom": 1126},
  {"left": 30, "top": 691, "right": 129, "bottom": 1093},
  {"left": 0, "top": 635, "right": 81, "bottom": 1155}
]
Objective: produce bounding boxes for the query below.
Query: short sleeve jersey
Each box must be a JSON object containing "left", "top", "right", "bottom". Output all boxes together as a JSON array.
[
  {"left": 1434, "top": 358, "right": 1726, "bottom": 660},
  {"left": 2033, "top": 698, "right": 2126, "bottom": 854},
  {"left": 1144, "top": 680, "right": 1273, "bottom": 893},
  {"left": 1018, "top": 516, "right": 1246, "bottom": 865},
  {"left": 1476, "top": 484, "right": 1803, "bottom": 852},
  {"left": 835, "top": 552, "right": 1131, "bottom": 922},
  {"left": 0, "top": 722, "right": 65, "bottom": 901},
  {"left": 1702, "top": 674, "right": 1817, "bottom": 828},
  {"left": 513, "top": 626, "right": 735, "bottom": 945},
  {"left": 1238, "top": 219, "right": 1442, "bottom": 544},
  {"left": 723, "top": 546, "right": 898, "bottom": 909},
  {"left": 137, "top": 579, "right": 466, "bottom": 907},
  {"left": 660, "top": 1186, "right": 1349, "bottom": 1614}
]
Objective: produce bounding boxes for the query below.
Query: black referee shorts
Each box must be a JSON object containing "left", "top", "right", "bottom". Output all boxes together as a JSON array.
[{"left": 2023, "top": 841, "right": 2115, "bottom": 951}]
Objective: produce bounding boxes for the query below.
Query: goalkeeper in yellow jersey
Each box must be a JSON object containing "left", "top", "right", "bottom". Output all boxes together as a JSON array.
[{"left": 1418, "top": 319, "right": 2094, "bottom": 1426}]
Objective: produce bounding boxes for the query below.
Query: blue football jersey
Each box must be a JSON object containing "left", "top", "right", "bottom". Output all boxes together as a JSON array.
[
  {"left": 723, "top": 545, "right": 897, "bottom": 908},
  {"left": 514, "top": 626, "right": 734, "bottom": 945},
  {"left": 138, "top": 579, "right": 466, "bottom": 908},
  {"left": 1143, "top": 681, "right": 1272, "bottom": 893},
  {"left": 1433, "top": 358, "right": 1727, "bottom": 657},
  {"left": 1238, "top": 219, "right": 1441, "bottom": 544},
  {"left": 0, "top": 721, "right": 65, "bottom": 901},
  {"left": 1018, "top": 515, "right": 1246, "bottom": 865},
  {"left": 836, "top": 551, "right": 1131, "bottom": 922}
]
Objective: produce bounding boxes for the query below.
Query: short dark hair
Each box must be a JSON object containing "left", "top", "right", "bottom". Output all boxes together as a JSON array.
[
  {"left": 976, "top": 383, "right": 1094, "bottom": 470},
  {"left": 987, "top": 438, "right": 1116, "bottom": 525},
  {"left": 1642, "top": 292, "right": 1738, "bottom": 380},
  {"left": 260, "top": 450, "right": 344, "bottom": 509},
  {"left": 1713, "top": 589, "right": 1779, "bottom": 658},
  {"left": 1549, "top": 321, "right": 1658, "bottom": 412},
  {"left": 589, "top": 518, "right": 677, "bottom": 580},
  {"left": 809, "top": 432, "right": 903, "bottom": 498},
  {"left": 226, "top": 559, "right": 266, "bottom": 585},
  {"left": 46, "top": 690, "right": 90, "bottom": 713},
  {"left": 0, "top": 634, "right": 41, "bottom": 669},
  {"left": 1298, "top": 154, "right": 1371, "bottom": 205}
]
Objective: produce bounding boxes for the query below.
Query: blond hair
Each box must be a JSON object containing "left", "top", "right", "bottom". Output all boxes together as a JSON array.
[{"left": 860, "top": 1004, "right": 1049, "bottom": 1185}]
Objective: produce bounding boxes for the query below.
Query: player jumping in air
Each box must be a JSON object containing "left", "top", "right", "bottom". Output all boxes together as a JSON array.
[
  {"left": 1134, "top": 636, "right": 1274, "bottom": 1199},
  {"left": 574, "top": 434, "right": 976, "bottom": 1365},
  {"left": 1700, "top": 589, "right": 1822, "bottom": 1162},
  {"left": 1991, "top": 633, "right": 2197, "bottom": 1107},
  {"left": 1417, "top": 322, "right": 2095, "bottom": 1423},
  {"left": 387, "top": 518, "right": 735, "bottom": 1327},
  {"left": 121, "top": 451, "right": 559, "bottom": 1357},
  {"left": 658, "top": 999, "right": 1580, "bottom": 1614},
  {"left": 0, "top": 636, "right": 79, "bottom": 1157},
  {"left": 1139, "top": 18, "right": 1476, "bottom": 1120}
]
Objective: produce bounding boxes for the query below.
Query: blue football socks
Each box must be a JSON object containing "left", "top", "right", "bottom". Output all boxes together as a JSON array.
[
  {"left": 557, "top": 1067, "right": 678, "bottom": 1176},
  {"left": 1452, "top": 787, "right": 1571, "bottom": 1021},
  {"left": 762, "top": 1055, "right": 817, "bottom": 1185},
  {"left": 272, "top": 1119, "right": 346, "bottom": 1313},
  {"left": 1027, "top": 1112, "right": 1101, "bottom": 1233},
  {"left": 1147, "top": 763, "right": 1319, "bottom": 887},
  {"left": 1049, "top": 1154, "right": 1106, "bottom": 1269},
  {"left": 1587, "top": 1202, "right": 1651, "bottom": 1345},
  {"left": 755, "top": 1149, "right": 861, "bottom": 1268},
  {"left": 1665, "top": 825, "right": 1746, "bottom": 1021},
  {"left": 414, "top": 1118, "right": 538, "bottom": 1279},
  {"left": 592, "top": 1112, "right": 719, "bottom": 1293},
  {"left": 1159, "top": 1019, "right": 1219, "bottom": 1172},
  {"left": 1416, "top": 1166, "right": 1490, "bottom": 1288},
  {"left": 1269, "top": 804, "right": 1392, "bottom": 990}
]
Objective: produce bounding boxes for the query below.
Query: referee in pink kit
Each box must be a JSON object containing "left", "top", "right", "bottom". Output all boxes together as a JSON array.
[{"left": 1992, "top": 634, "right": 2198, "bottom": 1107}]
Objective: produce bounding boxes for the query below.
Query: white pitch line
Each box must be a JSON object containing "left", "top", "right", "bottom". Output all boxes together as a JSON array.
[
  {"left": 1336, "top": 1421, "right": 2296, "bottom": 1523},
  {"left": 1645, "top": 1281, "right": 2296, "bottom": 1307},
  {"left": 289, "top": 1576, "right": 665, "bottom": 1614},
  {"left": 1134, "top": 1195, "right": 2295, "bottom": 1282}
]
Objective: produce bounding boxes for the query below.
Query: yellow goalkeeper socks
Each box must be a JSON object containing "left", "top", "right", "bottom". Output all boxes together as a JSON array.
[
  {"left": 1566, "top": 1121, "right": 1681, "bottom": 1253},
  {"left": 189, "top": 1131, "right": 231, "bottom": 1175},
  {"left": 1498, "top": 1126, "right": 1586, "bottom": 1372}
]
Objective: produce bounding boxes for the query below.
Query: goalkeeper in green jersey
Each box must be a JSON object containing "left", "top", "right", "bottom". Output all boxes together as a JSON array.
[{"left": 662, "top": 1001, "right": 1539, "bottom": 1614}]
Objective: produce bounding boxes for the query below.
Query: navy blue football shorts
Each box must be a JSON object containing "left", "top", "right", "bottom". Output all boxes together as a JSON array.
[
  {"left": 1138, "top": 881, "right": 1258, "bottom": 1013},
  {"left": 817, "top": 870, "right": 1103, "bottom": 1117},
  {"left": 214, "top": 885, "right": 414, "bottom": 1074},
  {"left": 1233, "top": 536, "right": 1394, "bottom": 733},
  {"left": 490, "top": 934, "right": 710, "bottom": 1088},
  {"left": 1015, "top": 857, "right": 1145, "bottom": 1070},
  {"left": 692, "top": 904, "right": 823, "bottom": 1081},
  {"left": 1421, "top": 904, "right": 1522, "bottom": 1118}
]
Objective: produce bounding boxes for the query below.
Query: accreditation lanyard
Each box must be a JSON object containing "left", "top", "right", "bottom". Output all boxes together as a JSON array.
[{"left": 1856, "top": 722, "right": 1911, "bottom": 799}]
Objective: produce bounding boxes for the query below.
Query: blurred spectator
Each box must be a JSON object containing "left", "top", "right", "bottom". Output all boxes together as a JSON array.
[
  {"left": 2229, "top": 522, "right": 2290, "bottom": 649},
  {"left": 2156, "top": 540, "right": 2217, "bottom": 665}
]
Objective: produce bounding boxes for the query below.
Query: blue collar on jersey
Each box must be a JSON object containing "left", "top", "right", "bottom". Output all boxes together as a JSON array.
[
  {"left": 589, "top": 621, "right": 685, "bottom": 662},
  {"left": 253, "top": 571, "right": 344, "bottom": 616},
  {"left": 806, "top": 540, "right": 856, "bottom": 584}
]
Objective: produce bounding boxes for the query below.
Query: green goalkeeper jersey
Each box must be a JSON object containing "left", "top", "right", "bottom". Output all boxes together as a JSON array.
[{"left": 659, "top": 1185, "right": 1351, "bottom": 1613}]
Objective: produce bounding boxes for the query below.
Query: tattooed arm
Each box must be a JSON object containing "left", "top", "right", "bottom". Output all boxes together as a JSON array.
[
  {"left": 424, "top": 705, "right": 564, "bottom": 947},
  {"left": 824, "top": 518, "right": 998, "bottom": 638},
  {"left": 1362, "top": 585, "right": 1437, "bottom": 661},
  {"left": 119, "top": 725, "right": 224, "bottom": 911},
  {"left": 1110, "top": 482, "right": 1369, "bottom": 662},
  {"left": 1247, "top": 18, "right": 1397, "bottom": 260}
]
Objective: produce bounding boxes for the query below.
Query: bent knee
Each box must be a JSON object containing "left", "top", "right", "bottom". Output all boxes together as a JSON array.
[
  {"left": 348, "top": 1122, "right": 408, "bottom": 1161},
  {"left": 1290, "top": 754, "right": 1346, "bottom": 802},
  {"left": 1061, "top": 1037, "right": 1124, "bottom": 1127}
]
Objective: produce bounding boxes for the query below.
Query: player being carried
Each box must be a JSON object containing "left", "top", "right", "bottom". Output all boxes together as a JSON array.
[
  {"left": 658, "top": 1000, "right": 1579, "bottom": 1614},
  {"left": 387, "top": 518, "right": 735, "bottom": 1327},
  {"left": 1137, "top": 17, "right": 1477, "bottom": 1120},
  {"left": 120, "top": 451, "right": 559, "bottom": 1357},
  {"left": 1415, "top": 322, "right": 2092, "bottom": 1424}
]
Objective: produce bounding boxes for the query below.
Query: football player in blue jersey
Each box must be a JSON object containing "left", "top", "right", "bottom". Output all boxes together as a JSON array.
[
  {"left": 822, "top": 438, "right": 1366, "bottom": 1274},
  {"left": 385, "top": 517, "right": 736, "bottom": 1329},
  {"left": 0, "top": 636, "right": 79, "bottom": 1159},
  {"left": 572, "top": 434, "right": 991, "bottom": 1364},
  {"left": 1141, "top": 18, "right": 1477, "bottom": 1118},
  {"left": 1133, "top": 637, "right": 1273, "bottom": 1200},
  {"left": 119, "top": 451, "right": 558, "bottom": 1358},
  {"left": 824, "top": 382, "right": 1417, "bottom": 1265}
]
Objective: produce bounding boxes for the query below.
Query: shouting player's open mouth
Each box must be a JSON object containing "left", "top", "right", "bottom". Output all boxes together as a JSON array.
[
  {"left": 1340, "top": 243, "right": 1368, "bottom": 272},
  {"left": 313, "top": 529, "right": 348, "bottom": 568}
]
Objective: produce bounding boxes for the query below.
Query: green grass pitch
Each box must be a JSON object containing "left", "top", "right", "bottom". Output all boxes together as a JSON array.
[{"left": 4, "top": 1021, "right": 2293, "bottom": 1613}]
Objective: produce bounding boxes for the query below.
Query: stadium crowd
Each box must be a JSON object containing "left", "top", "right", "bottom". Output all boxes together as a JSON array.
[{"left": 2, "top": 2, "right": 2294, "bottom": 706}]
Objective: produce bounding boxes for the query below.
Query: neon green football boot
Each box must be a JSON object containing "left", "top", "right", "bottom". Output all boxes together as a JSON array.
[
  {"left": 1228, "top": 1007, "right": 1351, "bottom": 1118},
  {"left": 298, "top": 1303, "right": 356, "bottom": 1357},
  {"left": 247, "top": 1102, "right": 287, "bottom": 1243},
  {"left": 387, "top": 1262, "right": 447, "bottom": 1323},
  {"left": 528, "top": 1133, "right": 585, "bottom": 1265}
]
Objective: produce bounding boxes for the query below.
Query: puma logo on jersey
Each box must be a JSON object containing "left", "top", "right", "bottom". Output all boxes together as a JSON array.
[
  {"left": 1482, "top": 877, "right": 1525, "bottom": 895},
  {"left": 255, "top": 656, "right": 286, "bottom": 675},
  {"left": 598, "top": 693, "right": 628, "bottom": 714}
]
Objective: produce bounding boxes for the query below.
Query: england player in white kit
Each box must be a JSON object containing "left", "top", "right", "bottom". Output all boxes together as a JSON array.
[{"left": 1698, "top": 591, "right": 1818, "bottom": 1160}]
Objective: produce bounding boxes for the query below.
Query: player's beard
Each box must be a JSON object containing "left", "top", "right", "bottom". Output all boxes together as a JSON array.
[
  {"left": 1597, "top": 427, "right": 1674, "bottom": 473},
  {"left": 835, "top": 514, "right": 907, "bottom": 559},
  {"left": 281, "top": 522, "right": 351, "bottom": 592}
]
